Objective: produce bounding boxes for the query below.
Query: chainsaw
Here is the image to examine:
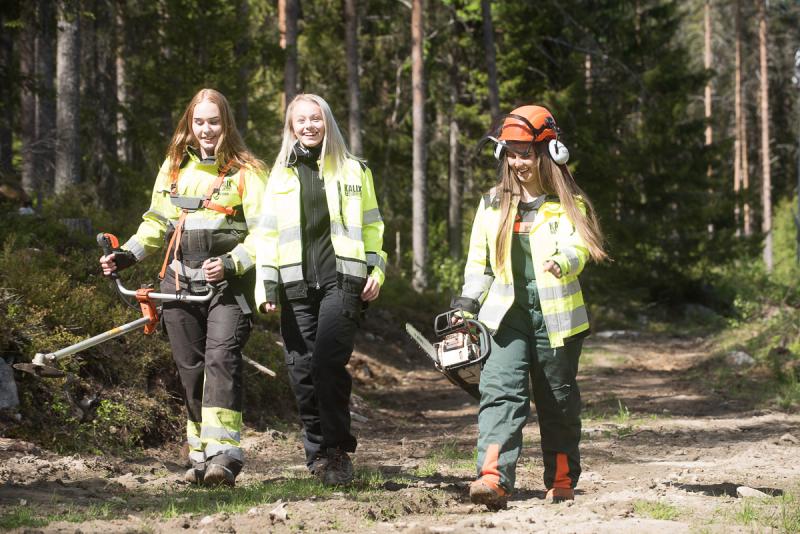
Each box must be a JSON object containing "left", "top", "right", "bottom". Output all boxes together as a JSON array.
[
  {"left": 405, "top": 309, "right": 491, "bottom": 400},
  {"left": 13, "top": 233, "right": 274, "bottom": 379}
]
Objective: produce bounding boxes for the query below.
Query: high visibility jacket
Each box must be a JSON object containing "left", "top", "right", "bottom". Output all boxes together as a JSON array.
[
  {"left": 460, "top": 190, "right": 590, "bottom": 348},
  {"left": 122, "top": 149, "right": 268, "bottom": 281},
  {"left": 255, "top": 157, "right": 387, "bottom": 309}
]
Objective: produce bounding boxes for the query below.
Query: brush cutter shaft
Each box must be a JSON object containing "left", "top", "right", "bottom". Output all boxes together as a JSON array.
[
  {"left": 35, "top": 316, "right": 153, "bottom": 364},
  {"left": 112, "top": 279, "right": 214, "bottom": 303}
]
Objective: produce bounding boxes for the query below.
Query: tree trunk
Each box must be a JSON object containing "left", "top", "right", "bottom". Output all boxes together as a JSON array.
[
  {"left": 281, "top": 0, "right": 299, "bottom": 108},
  {"left": 480, "top": 0, "right": 500, "bottom": 119},
  {"left": 757, "top": 0, "right": 771, "bottom": 271},
  {"left": 411, "top": 0, "right": 427, "bottom": 292},
  {"left": 0, "top": 10, "right": 15, "bottom": 175},
  {"left": 703, "top": 0, "right": 712, "bottom": 147},
  {"left": 235, "top": 0, "right": 250, "bottom": 137},
  {"left": 584, "top": 53, "right": 592, "bottom": 112},
  {"left": 344, "top": 0, "right": 362, "bottom": 156},
  {"left": 55, "top": 0, "right": 81, "bottom": 194},
  {"left": 735, "top": 0, "right": 752, "bottom": 236},
  {"left": 94, "top": 0, "right": 118, "bottom": 208},
  {"left": 20, "top": 2, "right": 38, "bottom": 196},
  {"left": 448, "top": 57, "right": 461, "bottom": 260},
  {"left": 115, "top": 0, "right": 130, "bottom": 163},
  {"left": 36, "top": 0, "right": 56, "bottom": 193}
]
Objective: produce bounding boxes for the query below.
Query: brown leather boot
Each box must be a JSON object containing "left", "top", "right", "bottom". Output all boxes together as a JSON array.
[{"left": 469, "top": 478, "right": 509, "bottom": 511}]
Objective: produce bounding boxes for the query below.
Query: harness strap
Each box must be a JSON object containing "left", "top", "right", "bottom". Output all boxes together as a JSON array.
[{"left": 161, "top": 160, "right": 239, "bottom": 290}]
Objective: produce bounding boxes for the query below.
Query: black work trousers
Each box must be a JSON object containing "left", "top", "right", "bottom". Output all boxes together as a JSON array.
[
  {"left": 161, "top": 278, "right": 251, "bottom": 469},
  {"left": 280, "top": 282, "right": 361, "bottom": 465}
]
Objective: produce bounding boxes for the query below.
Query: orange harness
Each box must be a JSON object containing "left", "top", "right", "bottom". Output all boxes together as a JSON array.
[{"left": 158, "top": 161, "right": 245, "bottom": 291}]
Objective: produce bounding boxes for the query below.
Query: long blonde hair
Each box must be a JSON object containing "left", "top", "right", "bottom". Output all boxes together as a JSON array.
[
  {"left": 274, "top": 94, "right": 357, "bottom": 173},
  {"left": 495, "top": 141, "right": 607, "bottom": 275},
  {"left": 166, "top": 88, "right": 262, "bottom": 178}
]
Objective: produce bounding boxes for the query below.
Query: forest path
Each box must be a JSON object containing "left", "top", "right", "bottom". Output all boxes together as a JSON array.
[{"left": 1, "top": 326, "right": 799, "bottom": 533}]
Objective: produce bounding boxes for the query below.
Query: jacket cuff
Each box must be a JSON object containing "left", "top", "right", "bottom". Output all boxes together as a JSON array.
[{"left": 451, "top": 296, "right": 480, "bottom": 315}]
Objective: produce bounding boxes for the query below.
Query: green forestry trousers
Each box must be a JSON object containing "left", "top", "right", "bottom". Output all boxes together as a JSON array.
[{"left": 476, "top": 280, "right": 583, "bottom": 493}]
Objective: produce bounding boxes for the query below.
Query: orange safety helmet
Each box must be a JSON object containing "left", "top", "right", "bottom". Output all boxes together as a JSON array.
[{"left": 498, "top": 105, "right": 559, "bottom": 143}]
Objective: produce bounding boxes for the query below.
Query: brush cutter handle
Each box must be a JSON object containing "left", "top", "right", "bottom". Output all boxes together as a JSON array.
[
  {"left": 112, "top": 278, "right": 215, "bottom": 303},
  {"left": 97, "top": 232, "right": 121, "bottom": 279}
]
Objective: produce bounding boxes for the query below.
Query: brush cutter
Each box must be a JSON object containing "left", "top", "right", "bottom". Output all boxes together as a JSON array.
[
  {"left": 405, "top": 309, "right": 491, "bottom": 400},
  {"left": 13, "top": 233, "right": 219, "bottom": 379}
]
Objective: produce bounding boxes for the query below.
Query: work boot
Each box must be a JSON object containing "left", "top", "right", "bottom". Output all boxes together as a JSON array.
[
  {"left": 184, "top": 466, "right": 205, "bottom": 485},
  {"left": 545, "top": 487, "right": 574, "bottom": 503},
  {"left": 322, "top": 448, "right": 354, "bottom": 486},
  {"left": 202, "top": 455, "right": 240, "bottom": 488},
  {"left": 469, "top": 478, "right": 508, "bottom": 511},
  {"left": 309, "top": 452, "right": 328, "bottom": 481}
]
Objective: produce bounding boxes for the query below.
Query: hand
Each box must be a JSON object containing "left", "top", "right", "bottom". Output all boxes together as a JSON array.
[
  {"left": 203, "top": 257, "right": 225, "bottom": 282},
  {"left": 259, "top": 302, "right": 277, "bottom": 313},
  {"left": 99, "top": 253, "right": 118, "bottom": 276},
  {"left": 543, "top": 260, "right": 562, "bottom": 279},
  {"left": 361, "top": 277, "right": 380, "bottom": 302}
]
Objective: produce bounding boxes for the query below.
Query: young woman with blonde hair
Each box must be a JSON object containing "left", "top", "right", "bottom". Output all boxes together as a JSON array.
[
  {"left": 454, "top": 105, "right": 606, "bottom": 510},
  {"left": 100, "top": 88, "right": 267, "bottom": 487},
  {"left": 255, "top": 94, "right": 387, "bottom": 486}
]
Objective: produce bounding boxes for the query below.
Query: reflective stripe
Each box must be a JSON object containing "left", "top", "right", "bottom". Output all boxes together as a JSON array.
[
  {"left": 143, "top": 209, "right": 169, "bottom": 225},
  {"left": 187, "top": 435, "right": 202, "bottom": 450},
  {"left": 539, "top": 280, "right": 581, "bottom": 301},
  {"left": 182, "top": 216, "right": 248, "bottom": 231},
  {"left": 363, "top": 208, "right": 383, "bottom": 224},
  {"left": 278, "top": 225, "right": 302, "bottom": 246},
  {"left": 259, "top": 265, "right": 279, "bottom": 282},
  {"left": 169, "top": 260, "right": 206, "bottom": 281},
  {"left": 258, "top": 214, "right": 278, "bottom": 230},
  {"left": 280, "top": 264, "right": 303, "bottom": 282},
  {"left": 543, "top": 306, "right": 588, "bottom": 331},
  {"left": 331, "top": 221, "right": 362, "bottom": 241},
  {"left": 366, "top": 252, "right": 386, "bottom": 271},
  {"left": 463, "top": 274, "right": 494, "bottom": 299},
  {"left": 123, "top": 236, "right": 146, "bottom": 260},
  {"left": 200, "top": 426, "right": 241, "bottom": 444},
  {"left": 205, "top": 444, "right": 244, "bottom": 462},
  {"left": 230, "top": 244, "right": 253, "bottom": 271},
  {"left": 189, "top": 450, "right": 206, "bottom": 463},
  {"left": 563, "top": 248, "right": 580, "bottom": 273},
  {"left": 336, "top": 256, "right": 367, "bottom": 278},
  {"left": 489, "top": 282, "right": 515, "bottom": 297}
]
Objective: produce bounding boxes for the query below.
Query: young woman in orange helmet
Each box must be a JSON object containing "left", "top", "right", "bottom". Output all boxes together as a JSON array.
[{"left": 453, "top": 105, "right": 607, "bottom": 510}]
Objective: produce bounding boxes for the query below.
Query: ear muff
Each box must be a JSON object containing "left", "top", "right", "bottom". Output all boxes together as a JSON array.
[
  {"left": 548, "top": 139, "right": 569, "bottom": 165},
  {"left": 494, "top": 142, "right": 506, "bottom": 160}
]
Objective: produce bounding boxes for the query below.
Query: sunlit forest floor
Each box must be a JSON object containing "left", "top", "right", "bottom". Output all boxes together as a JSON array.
[{"left": 1, "top": 316, "right": 799, "bottom": 533}]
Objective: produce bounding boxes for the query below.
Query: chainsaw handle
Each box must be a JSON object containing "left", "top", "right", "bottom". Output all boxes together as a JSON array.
[
  {"left": 468, "top": 318, "right": 491, "bottom": 360},
  {"left": 433, "top": 309, "right": 491, "bottom": 359}
]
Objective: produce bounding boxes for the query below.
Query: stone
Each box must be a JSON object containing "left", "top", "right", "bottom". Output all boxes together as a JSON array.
[
  {"left": 0, "top": 359, "right": 19, "bottom": 410},
  {"left": 727, "top": 351, "right": 755, "bottom": 367},
  {"left": 736, "top": 486, "right": 769, "bottom": 499}
]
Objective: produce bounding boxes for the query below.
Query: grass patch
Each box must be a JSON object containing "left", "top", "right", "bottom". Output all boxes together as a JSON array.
[
  {"left": 0, "top": 502, "right": 123, "bottom": 529},
  {"left": 731, "top": 490, "right": 800, "bottom": 532},
  {"left": 633, "top": 499, "right": 680, "bottom": 521}
]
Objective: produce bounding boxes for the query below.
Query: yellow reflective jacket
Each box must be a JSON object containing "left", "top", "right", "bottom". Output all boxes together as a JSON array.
[
  {"left": 254, "top": 157, "right": 387, "bottom": 310},
  {"left": 122, "top": 150, "right": 268, "bottom": 279},
  {"left": 460, "top": 189, "right": 590, "bottom": 347}
]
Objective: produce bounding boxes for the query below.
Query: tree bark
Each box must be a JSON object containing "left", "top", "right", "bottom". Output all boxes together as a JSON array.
[
  {"left": 281, "top": 0, "right": 299, "bottom": 108},
  {"left": 703, "top": 0, "right": 712, "bottom": 147},
  {"left": 235, "top": 0, "right": 250, "bottom": 137},
  {"left": 94, "top": 0, "right": 118, "bottom": 208},
  {"left": 344, "top": 0, "right": 362, "bottom": 156},
  {"left": 757, "top": 0, "right": 772, "bottom": 271},
  {"left": 0, "top": 9, "right": 15, "bottom": 175},
  {"left": 411, "top": 0, "right": 427, "bottom": 292},
  {"left": 36, "top": 0, "right": 56, "bottom": 193},
  {"left": 55, "top": 0, "right": 81, "bottom": 194},
  {"left": 20, "top": 2, "right": 38, "bottom": 196},
  {"left": 480, "top": 0, "right": 500, "bottom": 119},
  {"left": 448, "top": 56, "right": 461, "bottom": 260},
  {"left": 735, "top": 0, "right": 751, "bottom": 237},
  {"left": 115, "top": 0, "right": 130, "bottom": 163}
]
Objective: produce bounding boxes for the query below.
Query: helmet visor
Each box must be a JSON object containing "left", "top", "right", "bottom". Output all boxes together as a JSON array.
[{"left": 502, "top": 140, "right": 534, "bottom": 157}]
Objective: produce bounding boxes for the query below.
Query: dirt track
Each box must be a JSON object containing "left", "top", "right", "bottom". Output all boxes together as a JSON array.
[{"left": 1, "top": 326, "right": 799, "bottom": 533}]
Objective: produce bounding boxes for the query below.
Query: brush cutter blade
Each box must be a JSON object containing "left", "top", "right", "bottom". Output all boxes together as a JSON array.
[{"left": 12, "top": 362, "right": 66, "bottom": 378}]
